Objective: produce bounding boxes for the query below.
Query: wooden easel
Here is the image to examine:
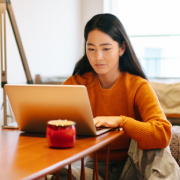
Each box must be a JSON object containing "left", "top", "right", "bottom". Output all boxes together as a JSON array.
[{"left": 0, "top": 0, "right": 33, "bottom": 128}]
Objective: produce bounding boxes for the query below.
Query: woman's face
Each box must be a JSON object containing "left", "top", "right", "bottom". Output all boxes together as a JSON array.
[{"left": 86, "top": 29, "right": 125, "bottom": 77}]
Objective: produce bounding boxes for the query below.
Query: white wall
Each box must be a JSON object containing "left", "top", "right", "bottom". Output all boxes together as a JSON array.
[
  {"left": 0, "top": 0, "right": 104, "bottom": 126},
  {"left": 79, "top": 0, "right": 104, "bottom": 54},
  {"left": 8, "top": 0, "right": 82, "bottom": 80}
]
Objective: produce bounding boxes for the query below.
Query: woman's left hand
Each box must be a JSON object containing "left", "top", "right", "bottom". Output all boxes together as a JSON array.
[{"left": 94, "top": 116, "right": 122, "bottom": 128}]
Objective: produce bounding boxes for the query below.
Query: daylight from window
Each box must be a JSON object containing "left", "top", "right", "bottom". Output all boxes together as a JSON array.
[{"left": 117, "top": 0, "right": 180, "bottom": 78}]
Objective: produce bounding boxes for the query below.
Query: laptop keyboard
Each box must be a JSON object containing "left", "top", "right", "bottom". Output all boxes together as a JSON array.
[{"left": 96, "top": 127, "right": 108, "bottom": 131}]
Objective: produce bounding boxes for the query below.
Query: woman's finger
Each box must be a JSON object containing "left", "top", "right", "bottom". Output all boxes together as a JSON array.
[{"left": 95, "top": 120, "right": 109, "bottom": 127}]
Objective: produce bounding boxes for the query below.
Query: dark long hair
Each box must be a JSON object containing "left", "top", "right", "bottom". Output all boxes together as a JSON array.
[{"left": 73, "top": 13, "right": 147, "bottom": 80}]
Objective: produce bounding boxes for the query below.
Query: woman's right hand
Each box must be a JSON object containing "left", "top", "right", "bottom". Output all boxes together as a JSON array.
[{"left": 94, "top": 116, "right": 122, "bottom": 128}]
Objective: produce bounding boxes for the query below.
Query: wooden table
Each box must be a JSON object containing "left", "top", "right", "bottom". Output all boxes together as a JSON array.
[{"left": 0, "top": 129, "right": 124, "bottom": 180}]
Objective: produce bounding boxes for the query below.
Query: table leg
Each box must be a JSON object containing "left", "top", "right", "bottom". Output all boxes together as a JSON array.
[
  {"left": 68, "top": 164, "right": 72, "bottom": 180},
  {"left": 105, "top": 145, "right": 110, "bottom": 180},
  {"left": 93, "top": 152, "right": 99, "bottom": 180},
  {"left": 80, "top": 158, "right": 86, "bottom": 180},
  {"left": 56, "top": 171, "right": 59, "bottom": 180}
]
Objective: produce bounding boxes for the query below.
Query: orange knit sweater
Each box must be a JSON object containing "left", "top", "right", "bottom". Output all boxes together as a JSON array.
[{"left": 63, "top": 72, "right": 172, "bottom": 161}]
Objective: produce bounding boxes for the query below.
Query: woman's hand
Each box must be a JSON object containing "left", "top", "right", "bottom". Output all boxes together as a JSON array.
[{"left": 94, "top": 116, "right": 122, "bottom": 128}]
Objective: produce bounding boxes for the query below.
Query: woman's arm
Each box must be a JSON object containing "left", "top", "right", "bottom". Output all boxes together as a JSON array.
[
  {"left": 94, "top": 82, "right": 172, "bottom": 150},
  {"left": 122, "top": 82, "right": 172, "bottom": 150}
]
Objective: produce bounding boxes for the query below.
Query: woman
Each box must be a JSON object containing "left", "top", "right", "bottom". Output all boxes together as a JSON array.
[{"left": 62, "top": 13, "right": 172, "bottom": 179}]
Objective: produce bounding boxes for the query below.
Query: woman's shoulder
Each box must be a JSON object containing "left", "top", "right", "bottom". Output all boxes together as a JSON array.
[
  {"left": 124, "top": 72, "right": 148, "bottom": 84},
  {"left": 63, "top": 71, "right": 95, "bottom": 85},
  {"left": 122, "top": 72, "right": 155, "bottom": 100},
  {"left": 122, "top": 72, "right": 150, "bottom": 90}
]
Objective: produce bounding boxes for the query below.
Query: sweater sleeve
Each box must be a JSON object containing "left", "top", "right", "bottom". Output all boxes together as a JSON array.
[{"left": 120, "top": 82, "right": 172, "bottom": 150}]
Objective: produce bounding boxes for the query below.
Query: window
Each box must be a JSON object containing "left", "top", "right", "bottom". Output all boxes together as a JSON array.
[
  {"left": 144, "top": 48, "right": 162, "bottom": 77},
  {"left": 104, "top": 0, "right": 180, "bottom": 78}
]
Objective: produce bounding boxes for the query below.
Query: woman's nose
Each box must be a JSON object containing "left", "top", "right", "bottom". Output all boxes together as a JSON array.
[{"left": 95, "top": 50, "right": 103, "bottom": 61}]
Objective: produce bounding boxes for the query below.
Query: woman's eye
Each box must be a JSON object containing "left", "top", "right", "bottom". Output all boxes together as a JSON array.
[
  {"left": 88, "top": 48, "right": 95, "bottom": 51},
  {"left": 104, "top": 48, "right": 110, "bottom": 51}
]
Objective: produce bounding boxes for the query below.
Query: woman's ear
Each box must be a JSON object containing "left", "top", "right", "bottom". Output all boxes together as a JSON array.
[{"left": 119, "top": 41, "right": 126, "bottom": 56}]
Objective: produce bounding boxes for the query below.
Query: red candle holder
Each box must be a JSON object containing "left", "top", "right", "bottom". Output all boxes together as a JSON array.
[{"left": 46, "top": 120, "right": 76, "bottom": 148}]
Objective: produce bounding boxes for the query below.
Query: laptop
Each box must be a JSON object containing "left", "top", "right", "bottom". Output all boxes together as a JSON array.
[{"left": 4, "top": 84, "right": 112, "bottom": 136}]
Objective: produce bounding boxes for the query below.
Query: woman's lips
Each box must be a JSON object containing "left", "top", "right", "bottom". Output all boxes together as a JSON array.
[{"left": 95, "top": 64, "right": 105, "bottom": 68}]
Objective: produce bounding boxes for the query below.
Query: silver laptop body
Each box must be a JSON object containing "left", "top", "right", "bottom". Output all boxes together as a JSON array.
[{"left": 4, "top": 84, "right": 111, "bottom": 136}]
